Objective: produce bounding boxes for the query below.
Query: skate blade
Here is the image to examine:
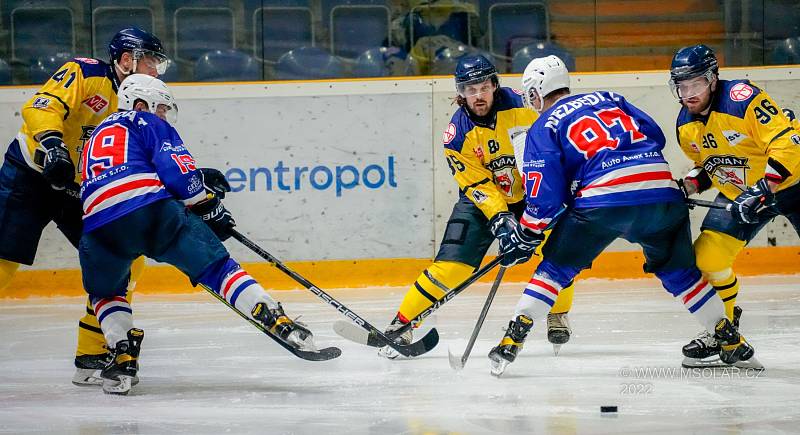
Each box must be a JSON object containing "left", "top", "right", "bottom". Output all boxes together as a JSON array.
[
  {"left": 489, "top": 356, "right": 509, "bottom": 377},
  {"left": 552, "top": 344, "right": 562, "bottom": 357},
  {"left": 103, "top": 376, "right": 134, "bottom": 395},
  {"left": 288, "top": 332, "right": 318, "bottom": 353},
  {"left": 72, "top": 368, "right": 103, "bottom": 387},
  {"left": 682, "top": 356, "right": 765, "bottom": 371},
  {"left": 377, "top": 345, "right": 403, "bottom": 360}
]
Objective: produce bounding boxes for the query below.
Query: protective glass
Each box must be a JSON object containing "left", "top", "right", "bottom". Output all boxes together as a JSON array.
[
  {"left": 457, "top": 76, "right": 496, "bottom": 98},
  {"left": 135, "top": 50, "right": 171, "bottom": 75},
  {"left": 156, "top": 103, "right": 178, "bottom": 124},
  {"left": 669, "top": 72, "right": 713, "bottom": 100}
]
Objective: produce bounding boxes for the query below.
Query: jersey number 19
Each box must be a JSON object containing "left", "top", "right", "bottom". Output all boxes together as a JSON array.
[{"left": 81, "top": 124, "right": 130, "bottom": 180}]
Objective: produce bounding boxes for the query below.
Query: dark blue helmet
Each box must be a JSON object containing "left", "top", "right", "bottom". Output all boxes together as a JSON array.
[
  {"left": 108, "top": 27, "right": 169, "bottom": 74},
  {"left": 454, "top": 54, "right": 498, "bottom": 95},
  {"left": 669, "top": 44, "right": 718, "bottom": 83}
]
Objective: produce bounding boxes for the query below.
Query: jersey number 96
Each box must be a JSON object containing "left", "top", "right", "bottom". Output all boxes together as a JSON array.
[{"left": 81, "top": 124, "right": 130, "bottom": 179}]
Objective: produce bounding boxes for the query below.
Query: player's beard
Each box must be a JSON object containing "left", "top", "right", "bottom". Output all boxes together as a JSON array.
[{"left": 469, "top": 98, "right": 491, "bottom": 116}]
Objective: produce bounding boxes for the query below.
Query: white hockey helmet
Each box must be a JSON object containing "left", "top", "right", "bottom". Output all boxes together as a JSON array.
[
  {"left": 521, "top": 55, "right": 570, "bottom": 112},
  {"left": 118, "top": 73, "right": 178, "bottom": 123}
]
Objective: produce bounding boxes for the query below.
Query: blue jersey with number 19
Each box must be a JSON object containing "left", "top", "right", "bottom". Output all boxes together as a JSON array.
[
  {"left": 79, "top": 110, "right": 207, "bottom": 233},
  {"left": 518, "top": 91, "right": 683, "bottom": 232}
]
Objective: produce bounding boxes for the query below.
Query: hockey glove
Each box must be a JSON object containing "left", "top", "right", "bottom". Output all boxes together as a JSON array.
[
  {"left": 489, "top": 212, "right": 543, "bottom": 267},
  {"left": 732, "top": 178, "right": 776, "bottom": 224},
  {"left": 40, "top": 135, "right": 75, "bottom": 190},
  {"left": 200, "top": 167, "right": 231, "bottom": 199},
  {"left": 191, "top": 194, "right": 236, "bottom": 241}
]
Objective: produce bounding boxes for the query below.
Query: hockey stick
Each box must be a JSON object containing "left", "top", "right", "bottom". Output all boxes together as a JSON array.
[
  {"left": 230, "top": 229, "right": 439, "bottom": 357},
  {"left": 333, "top": 255, "right": 503, "bottom": 349},
  {"left": 199, "top": 283, "right": 341, "bottom": 361},
  {"left": 686, "top": 198, "right": 732, "bottom": 210},
  {"left": 448, "top": 265, "right": 506, "bottom": 371}
]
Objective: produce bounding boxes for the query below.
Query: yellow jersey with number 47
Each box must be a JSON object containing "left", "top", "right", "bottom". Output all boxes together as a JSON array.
[
  {"left": 676, "top": 79, "right": 800, "bottom": 200},
  {"left": 442, "top": 87, "right": 538, "bottom": 219},
  {"left": 10, "top": 57, "right": 119, "bottom": 184}
]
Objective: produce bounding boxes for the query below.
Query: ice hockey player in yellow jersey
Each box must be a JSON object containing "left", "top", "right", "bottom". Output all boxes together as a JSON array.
[
  {"left": 0, "top": 28, "right": 169, "bottom": 385},
  {"left": 378, "top": 54, "right": 575, "bottom": 359},
  {"left": 669, "top": 44, "right": 800, "bottom": 367}
]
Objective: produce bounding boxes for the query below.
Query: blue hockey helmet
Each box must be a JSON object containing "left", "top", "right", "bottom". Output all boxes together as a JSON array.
[
  {"left": 108, "top": 27, "right": 170, "bottom": 75},
  {"left": 454, "top": 54, "right": 498, "bottom": 97},
  {"left": 669, "top": 44, "right": 718, "bottom": 99}
]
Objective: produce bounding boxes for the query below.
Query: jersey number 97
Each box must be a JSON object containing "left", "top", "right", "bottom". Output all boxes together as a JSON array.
[{"left": 81, "top": 124, "right": 130, "bottom": 180}]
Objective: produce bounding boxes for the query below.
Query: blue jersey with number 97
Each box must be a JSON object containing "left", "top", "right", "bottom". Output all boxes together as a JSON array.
[
  {"left": 79, "top": 110, "right": 207, "bottom": 233},
  {"left": 518, "top": 91, "right": 683, "bottom": 232}
]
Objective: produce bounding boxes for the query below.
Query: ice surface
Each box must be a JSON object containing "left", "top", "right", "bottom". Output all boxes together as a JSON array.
[{"left": 1, "top": 275, "right": 799, "bottom": 434}]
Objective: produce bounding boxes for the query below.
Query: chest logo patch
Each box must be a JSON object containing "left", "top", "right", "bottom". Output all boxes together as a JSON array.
[
  {"left": 84, "top": 95, "right": 109, "bottom": 113},
  {"left": 443, "top": 123, "right": 457, "bottom": 144},
  {"left": 703, "top": 154, "right": 750, "bottom": 190},
  {"left": 488, "top": 155, "right": 517, "bottom": 197},
  {"left": 722, "top": 129, "right": 747, "bottom": 146},
  {"left": 729, "top": 83, "right": 753, "bottom": 102}
]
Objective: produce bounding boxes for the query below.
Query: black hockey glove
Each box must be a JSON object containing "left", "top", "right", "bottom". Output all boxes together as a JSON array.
[
  {"left": 191, "top": 194, "right": 235, "bottom": 241},
  {"left": 200, "top": 167, "right": 231, "bottom": 199},
  {"left": 732, "top": 178, "right": 776, "bottom": 224},
  {"left": 489, "top": 212, "right": 543, "bottom": 267},
  {"left": 40, "top": 135, "right": 75, "bottom": 190}
]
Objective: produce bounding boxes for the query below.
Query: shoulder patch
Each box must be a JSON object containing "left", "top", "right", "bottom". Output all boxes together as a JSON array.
[
  {"left": 729, "top": 83, "right": 754, "bottom": 102},
  {"left": 511, "top": 88, "right": 523, "bottom": 96},
  {"left": 443, "top": 122, "right": 457, "bottom": 144},
  {"left": 74, "top": 57, "right": 99, "bottom": 65},
  {"left": 32, "top": 96, "right": 51, "bottom": 109},
  {"left": 73, "top": 58, "right": 111, "bottom": 78}
]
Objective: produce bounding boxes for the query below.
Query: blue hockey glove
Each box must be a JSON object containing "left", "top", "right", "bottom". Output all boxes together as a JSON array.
[
  {"left": 40, "top": 135, "right": 75, "bottom": 189},
  {"left": 732, "top": 178, "right": 776, "bottom": 224},
  {"left": 200, "top": 167, "right": 231, "bottom": 199},
  {"left": 489, "top": 212, "right": 544, "bottom": 267},
  {"left": 191, "top": 194, "right": 235, "bottom": 241}
]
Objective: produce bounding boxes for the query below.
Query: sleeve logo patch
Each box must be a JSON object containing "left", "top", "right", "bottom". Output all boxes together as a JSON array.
[
  {"left": 83, "top": 95, "right": 109, "bottom": 113},
  {"left": 791, "top": 134, "right": 800, "bottom": 145},
  {"left": 443, "top": 122, "right": 457, "bottom": 144},
  {"left": 729, "top": 83, "right": 753, "bottom": 102},
  {"left": 471, "top": 189, "right": 488, "bottom": 203},
  {"left": 32, "top": 97, "right": 50, "bottom": 109}
]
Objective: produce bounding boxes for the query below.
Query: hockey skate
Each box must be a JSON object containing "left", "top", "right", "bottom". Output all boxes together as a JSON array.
[
  {"left": 101, "top": 328, "right": 144, "bottom": 395},
  {"left": 547, "top": 312, "right": 571, "bottom": 356},
  {"left": 377, "top": 315, "right": 412, "bottom": 360},
  {"left": 714, "top": 317, "right": 762, "bottom": 370},
  {"left": 73, "top": 353, "right": 111, "bottom": 386},
  {"left": 488, "top": 315, "right": 533, "bottom": 377},
  {"left": 682, "top": 306, "right": 743, "bottom": 368},
  {"left": 252, "top": 302, "right": 316, "bottom": 352}
]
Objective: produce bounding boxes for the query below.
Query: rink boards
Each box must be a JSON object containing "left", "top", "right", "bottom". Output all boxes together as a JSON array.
[{"left": 0, "top": 67, "right": 798, "bottom": 296}]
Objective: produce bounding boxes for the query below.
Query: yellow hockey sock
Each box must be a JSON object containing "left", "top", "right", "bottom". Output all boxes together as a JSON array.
[
  {"left": 550, "top": 281, "right": 574, "bottom": 315},
  {"left": 0, "top": 259, "right": 20, "bottom": 293},
  {"left": 711, "top": 274, "right": 739, "bottom": 321},
  {"left": 694, "top": 230, "right": 745, "bottom": 322},
  {"left": 397, "top": 261, "right": 475, "bottom": 323}
]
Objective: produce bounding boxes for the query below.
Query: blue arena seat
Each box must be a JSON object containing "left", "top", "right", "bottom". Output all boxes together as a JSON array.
[
  {"left": 430, "top": 45, "right": 495, "bottom": 75},
  {"left": 511, "top": 42, "right": 576, "bottom": 73},
  {"left": 330, "top": 5, "right": 390, "bottom": 58},
  {"left": 275, "top": 47, "right": 346, "bottom": 80},
  {"left": 353, "top": 46, "right": 419, "bottom": 77},
  {"left": 170, "top": 4, "right": 235, "bottom": 63},
  {"left": 0, "top": 59, "right": 12, "bottom": 85},
  {"left": 487, "top": 2, "right": 548, "bottom": 59},
  {"left": 92, "top": 5, "right": 155, "bottom": 59},
  {"left": 254, "top": 6, "right": 313, "bottom": 62},
  {"left": 194, "top": 49, "right": 262, "bottom": 82},
  {"left": 11, "top": 6, "right": 74, "bottom": 63},
  {"left": 769, "top": 37, "right": 800, "bottom": 65},
  {"left": 28, "top": 53, "right": 74, "bottom": 84}
]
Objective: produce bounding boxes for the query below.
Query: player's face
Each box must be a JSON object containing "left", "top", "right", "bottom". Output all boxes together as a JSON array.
[
  {"left": 678, "top": 76, "right": 715, "bottom": 114},
  {"left": 134, "top": 54, "right": 162, "bottom": 78},
  {"left": 464, "top": 79, "right": 496, "bottom": 116}
]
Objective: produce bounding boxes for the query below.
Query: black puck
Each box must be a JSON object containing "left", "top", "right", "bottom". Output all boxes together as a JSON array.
[{"left": 600, "top": 406, "right": 618, "bottom": 413}]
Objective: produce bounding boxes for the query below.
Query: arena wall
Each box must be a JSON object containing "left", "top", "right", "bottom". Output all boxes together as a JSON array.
[{"left": 1, "top": 66, "right": 798, "bottom": 296}]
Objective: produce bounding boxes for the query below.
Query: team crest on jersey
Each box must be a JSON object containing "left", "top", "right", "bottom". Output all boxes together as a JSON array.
[
  {"left": 83, "top": 95, "right": 109, "bottom": 113},
  {"left": 443, "top": 123, "right": 457, "bottom": 144},
  {"left": 32, "top": 97, "right": 50, "bottom": 109},
  {"left": 80, "top": 126, "right": 96, "bottom": 141},
  {"left": 722, "top": 130, "right": 747, "bottom": 146},
  {"left": 703, "top": 155, "right": 749, "bottom": 189},
  {"left": 729, "top": 83, "right": 753, "bottom": 102},
  {"left": 792, "top": 134, "right": 800, "bottom": 145}
]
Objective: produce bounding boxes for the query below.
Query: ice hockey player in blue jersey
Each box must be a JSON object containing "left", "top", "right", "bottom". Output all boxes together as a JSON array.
[
  {"left": 486, "top": 56, "right": 760, "bottom": 376},
  {"left": 78, "top": 74, "right": 319, "bottom": 394}
]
